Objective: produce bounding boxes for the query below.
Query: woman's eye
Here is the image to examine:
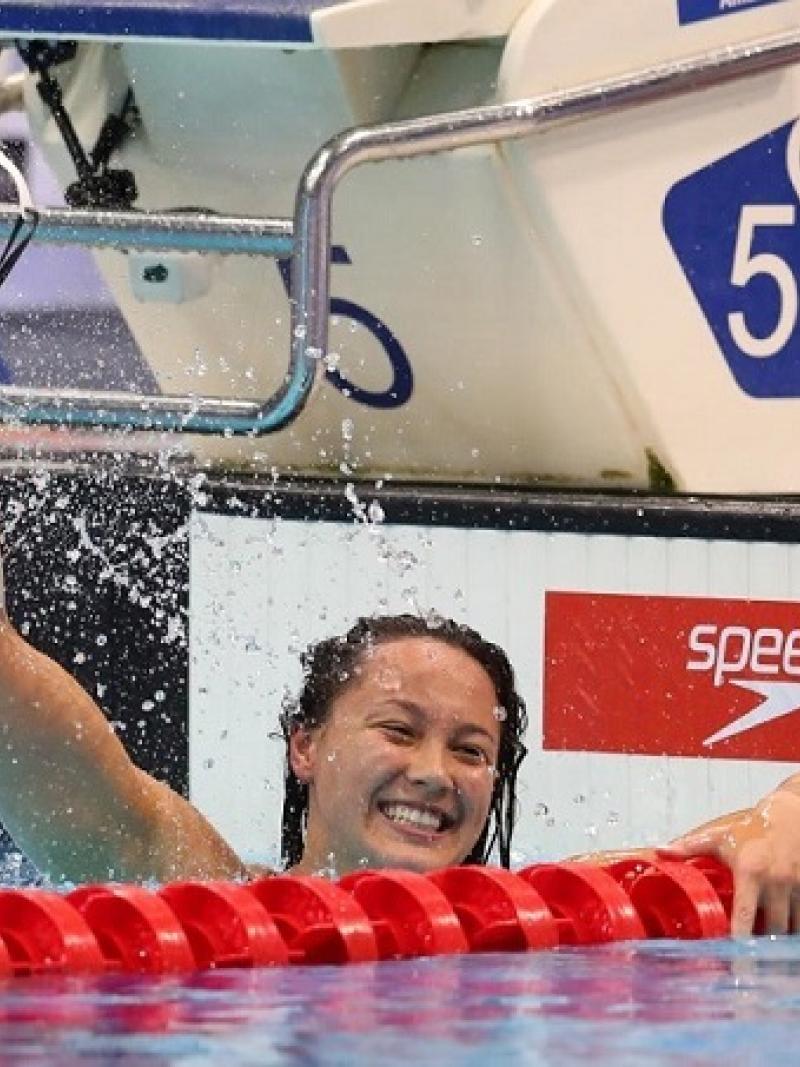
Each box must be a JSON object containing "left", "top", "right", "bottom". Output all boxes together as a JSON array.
[
  {"left": 456, "top": 745, "right": 489, "bottom": 764},
  {"left": 380, "top": 723, "right": 414, "bottom": 741}
]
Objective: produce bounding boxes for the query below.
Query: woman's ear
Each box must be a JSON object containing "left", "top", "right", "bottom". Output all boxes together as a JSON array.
[{"left": 289, "top": 725, "right": 317, "bottom": 784}]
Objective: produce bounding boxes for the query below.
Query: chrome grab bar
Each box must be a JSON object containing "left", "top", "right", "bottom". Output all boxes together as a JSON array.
[
  {"left": 0, "top": 209, "right": 300, "bottom": 433},
  {"left": 0, "top": 28, "right": 797, "bottom": 436},
  {"left": 0, "top": 207, "right": 293, "bottom": 256}
]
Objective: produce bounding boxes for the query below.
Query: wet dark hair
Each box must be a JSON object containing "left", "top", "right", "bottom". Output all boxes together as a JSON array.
[{"left": 278, "top": 614, "right": 528, "bottom": 870}]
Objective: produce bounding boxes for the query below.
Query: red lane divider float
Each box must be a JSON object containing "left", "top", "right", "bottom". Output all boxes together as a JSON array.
[
  {"left": 0, "top": 858, "right": 736, "bottom": 978},
  {"left": 681, "top": 855, "right": 767, "bottom": 934},
  {"left": 340, "top": 870, "right": 468, "bottom": 958},
  {"left": 428, "top": 866, "right": 558, "bottom": 952},
  {"left": 0, "top": 933, "right": 11, "bottom": 979},
  {"left": 604, "top": 858, "right": 729, "bottom": 939},
  {"left": 68, "top": 884, "right": 196, "bottom": 974},
  {"left": 160, "top": 881, "right": 289, "bottom": 969},
  {"left": 519, "top": 863, "right": 646, "bottom": 944},
  {"left": 0, "top": 888, "right": 105, "bottom": 976},
  {"left": 683, "top": 856, "right": 735, "bottom": 921},
  {"left": 247, "top": 875, "right": 377, "bottom": 964}
]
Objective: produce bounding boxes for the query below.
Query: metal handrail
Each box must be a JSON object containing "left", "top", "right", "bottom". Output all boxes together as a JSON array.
[
  {"left": 0, "top": 27, "right": 798, "bottom": 435},
  {"left": 0, "top": 206, "right": 293, "bottom": 256},
  {"left": 0, "top": 209, "right": 302, "bottom": 433}
]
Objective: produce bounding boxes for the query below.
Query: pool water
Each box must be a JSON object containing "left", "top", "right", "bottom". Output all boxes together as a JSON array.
[{"left": 1, "top": 938, "right": 798, "bottom": 1065}]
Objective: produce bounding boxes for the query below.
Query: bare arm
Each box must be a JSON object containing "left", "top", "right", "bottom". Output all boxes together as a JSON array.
[
  {"left": 0, "top": 607, "right": 247, "bottom": 884},
  {"left": 569, "top": 775, "right": 800, "bottom": 936},
  {"left": 670, "top": 774, "right": 800, "bottom": 936}
]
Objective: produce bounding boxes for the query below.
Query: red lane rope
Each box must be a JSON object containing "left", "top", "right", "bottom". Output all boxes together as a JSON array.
[{"left": 0, "top": 857, "right": 733, "bottom": 977}]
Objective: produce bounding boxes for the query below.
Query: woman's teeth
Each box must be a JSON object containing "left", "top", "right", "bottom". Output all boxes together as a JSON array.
[{"left": 381, "top": 803, "right": 443, "bottom": 831}]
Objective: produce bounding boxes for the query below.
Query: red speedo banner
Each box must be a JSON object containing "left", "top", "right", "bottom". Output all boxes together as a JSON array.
[{"left": 543, "top": 591, "right": 800, "bottom": 761}]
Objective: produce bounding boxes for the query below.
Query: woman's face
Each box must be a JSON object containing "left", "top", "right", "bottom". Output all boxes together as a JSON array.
[{"left": 290, "top": 637, "right": 502, "bottom": 876}]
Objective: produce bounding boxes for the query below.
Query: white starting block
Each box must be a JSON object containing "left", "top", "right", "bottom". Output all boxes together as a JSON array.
[{"left": 0, "top": 0, "right": 799, "bottom": 490}]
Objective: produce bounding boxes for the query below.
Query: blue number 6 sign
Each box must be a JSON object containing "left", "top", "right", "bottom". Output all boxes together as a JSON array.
[{"left": 664, "top": 118, "right": 800, "bottom": 397}]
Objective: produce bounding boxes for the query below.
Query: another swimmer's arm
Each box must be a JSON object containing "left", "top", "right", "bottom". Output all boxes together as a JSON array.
[
  {"left": 669, "top": 774, "right": 800, "bottom": 936},
  {"left": 0, "top": 590, "right": 246, "bottom": 883},
  {"left": 565, "top": 773, "right": 800, "bottom": 935}
]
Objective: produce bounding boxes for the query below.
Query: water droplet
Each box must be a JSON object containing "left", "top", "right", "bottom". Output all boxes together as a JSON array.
[
  {"left": 367, "top": 501, "right": 385, "bottom": 524},
  {"left": 377, "top": 667, "right": 401, "bottom": 691},
  {"left": 287, "top": 631, "right": 302, "bottom": 654}
]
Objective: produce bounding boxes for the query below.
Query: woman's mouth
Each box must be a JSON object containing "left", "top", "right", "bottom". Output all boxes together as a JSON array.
[{"left": 377, "top": 801, "right": 454, "bottom": 835}]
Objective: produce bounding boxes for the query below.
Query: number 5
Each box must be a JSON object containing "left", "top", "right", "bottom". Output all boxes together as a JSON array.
[{"left": 728, "top": 203, "right": 798, "bottom": 359}]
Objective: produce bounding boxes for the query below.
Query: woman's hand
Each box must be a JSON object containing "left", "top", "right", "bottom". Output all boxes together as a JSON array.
[{"left": 669, "top": 779, "right": 800, "bottom": 936}]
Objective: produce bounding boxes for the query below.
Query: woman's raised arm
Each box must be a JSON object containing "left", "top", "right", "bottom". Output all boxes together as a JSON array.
[{"left": 0, "top": 558, "right": 246, "bottom": 884}]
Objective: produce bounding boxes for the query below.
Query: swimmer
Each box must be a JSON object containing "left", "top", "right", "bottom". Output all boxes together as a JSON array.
[
  {"left": 277, "top": 616, "right": 525, "bottom": 876},
  {"left": 0, "top": 552, "right": 798, "bottom": 935}
]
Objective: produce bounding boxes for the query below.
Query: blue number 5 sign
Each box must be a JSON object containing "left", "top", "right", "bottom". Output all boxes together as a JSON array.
[{"left": 664, "top": 118, "right": 800, "bottom": 397}]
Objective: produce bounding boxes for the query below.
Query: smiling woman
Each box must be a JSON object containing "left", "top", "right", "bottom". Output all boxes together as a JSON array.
[
  {"left": 1, "top": 556, "right": 800, "bottom": 936},
  {"left": 278, "top": 615, "right": 528, "bottom": 875}
]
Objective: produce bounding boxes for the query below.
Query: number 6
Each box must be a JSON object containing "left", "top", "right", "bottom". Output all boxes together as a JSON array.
[{"left": 728, "top": 203, "right": 798, "bottom": 359}]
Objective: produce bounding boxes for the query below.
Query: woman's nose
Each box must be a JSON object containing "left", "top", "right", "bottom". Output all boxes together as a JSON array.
[{"left": 406, "top": 743, "right": 453, "bottom": 791}]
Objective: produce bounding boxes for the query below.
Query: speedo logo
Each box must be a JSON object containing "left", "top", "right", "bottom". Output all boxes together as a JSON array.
[
  {"left": 686, "top": 624, "right": 800, "bottom": 686},
  {"left": 544, "top": 591, "right": 800, "bottom": 761},
  {"left": 686, "top": 624, "right": 800, "bottom": 746}
]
